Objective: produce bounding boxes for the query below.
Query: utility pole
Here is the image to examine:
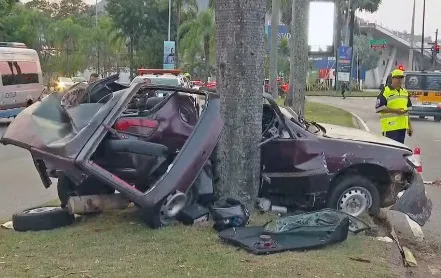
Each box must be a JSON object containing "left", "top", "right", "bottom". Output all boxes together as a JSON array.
[
  {"left": 432, "top": 29, "right": 438, "bottom": 70},
  {"left": 168, "top": 0, "right": 171, "bottom": 41},
  {"left": 344, "top": 0, "right": 351, "bottom": 46},
  {"left": 285, "top": 0, "right": 309, "bottom": 116},
  {"left": 420, "top": 0, "right": 426, "bottom": 70},
  {"left": 269, "top": 0, "right": 280, "bottom": 98},
  {"left": 409, "top": 0, "right": 416, "bottom": 71}
]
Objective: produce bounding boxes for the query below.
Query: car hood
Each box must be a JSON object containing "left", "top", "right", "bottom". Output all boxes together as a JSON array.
[{"left": 319, "top": 123, "right": 411, "bottom": 151}]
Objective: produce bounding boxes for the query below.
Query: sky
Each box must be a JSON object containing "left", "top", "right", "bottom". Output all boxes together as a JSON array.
[
  {"left": 21, "top": 0, "right": 441, "bottom": 36},
  {"left": 358, "top": 0, "right": 441, "bottom": 36}
]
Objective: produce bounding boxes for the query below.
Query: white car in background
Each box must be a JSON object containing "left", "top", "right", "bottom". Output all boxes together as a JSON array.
[
  {"left": 0, "top": 42, "right": 44, "bottom": 118},
  {"left": 130, "top": 69, "right": 191, "bottom": 97}
]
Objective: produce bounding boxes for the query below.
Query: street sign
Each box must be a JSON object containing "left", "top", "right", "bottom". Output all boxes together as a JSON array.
[
  {"left": 369, "top": 39, "right": 387, "bottom": 49},
  {"left": 337, "top": 46, "right": 352, "bottom": 82}
]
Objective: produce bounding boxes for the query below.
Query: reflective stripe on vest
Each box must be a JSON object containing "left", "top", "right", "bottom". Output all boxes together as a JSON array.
[{"left": 379, "top": 86, "right": 409, "bottom": 132}]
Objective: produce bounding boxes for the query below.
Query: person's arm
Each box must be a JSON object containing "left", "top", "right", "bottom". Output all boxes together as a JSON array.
[{"left": 407, "top": 95, "right": 413, "bottom": 133}]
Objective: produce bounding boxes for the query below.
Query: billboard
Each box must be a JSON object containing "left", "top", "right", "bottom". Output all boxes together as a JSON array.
[
  {"left": 337, "top": 46, "right": 352, "bottom": 82},
  {"left": 308, "top": 0, "right": 335, "bottom": 55},
  {"left": 163, "top": 41, "right": 175, "bottom": 69}
]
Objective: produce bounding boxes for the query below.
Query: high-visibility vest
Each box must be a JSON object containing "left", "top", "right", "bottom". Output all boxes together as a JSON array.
[{"left": 379, "top": 86, "right": 409, "bottom": 132}]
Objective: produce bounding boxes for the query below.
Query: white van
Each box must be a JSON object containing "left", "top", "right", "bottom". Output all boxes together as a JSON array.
[{"left": 0, "top": 42, "right": 44, "bottom": 117}]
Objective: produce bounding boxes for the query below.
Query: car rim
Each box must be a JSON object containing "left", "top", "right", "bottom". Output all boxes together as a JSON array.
[
  {"left": 25, "top": 207, "right": 58, "bottom": 214},
  {"left": 159, "top": 192, "right": 187, "bottom": 225},
  {"left": 337, "top": 187, "right": 372, "bottom": 217}
]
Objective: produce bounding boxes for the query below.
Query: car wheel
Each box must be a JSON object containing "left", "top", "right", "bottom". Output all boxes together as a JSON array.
[
  {"left": 327, "top": 174, "right": 381, "bottom": 217},
  {"left": 419, "top": 116, "right": 426, "bottom": 119},
  {"left": 57, "top": 175, "right": 115, "bottom": 208},
  {"left": 434, "top": 116, "right": 441, "bottom": 122},
  {"left": 141, "top": 187, "right": 198, "bottom": 229},
  {"left": 12, "top": 206, "right": 75, "bottom": 232}
]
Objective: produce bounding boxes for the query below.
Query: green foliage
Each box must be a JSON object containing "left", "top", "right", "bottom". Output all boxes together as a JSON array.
[
  {"left": 1, "top": 0, "right": 219, "bottom": 82},
  {"left": 353, "top": 34, "right": 380, "bottom": 71},
  {"left": 179, "top": 8, "right": 215, "bottom": 81}
]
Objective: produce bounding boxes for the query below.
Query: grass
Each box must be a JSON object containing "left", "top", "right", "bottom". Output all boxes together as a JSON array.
[
  {"left": 276, "top": 98, "right": 356, "bottom": 128},
  {"left": 0, "top": 208, "right": 396, "bottom": 278},
  {"left": 0, "top": 101, "right": 385, "bottom": 277},
  {"left": 307, "top": 90, "right": 379, "bottom": 97}
]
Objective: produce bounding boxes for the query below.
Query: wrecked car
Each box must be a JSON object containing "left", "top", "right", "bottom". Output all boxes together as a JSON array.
[
  {"left": 0, "top": 75, "right": 431, "bottom": 231},
  {"left": 258, "top": 93, "right": 431, "bottom": 226}
]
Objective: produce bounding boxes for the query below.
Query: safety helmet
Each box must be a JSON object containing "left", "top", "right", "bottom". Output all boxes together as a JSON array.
[
  {"left": 184, "top": 72, "right": 190, "bottom": 78},
  {"left": 391, "top": 69, "right": 404, "bottom": 78},
  {"left": 210, "top": 198, "right": 250, "bottom": 232}
]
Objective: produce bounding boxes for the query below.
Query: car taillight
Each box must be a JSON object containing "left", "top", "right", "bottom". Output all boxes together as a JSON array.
[{"left": 114, "top": 118, "right": 158, "bottom": 132}]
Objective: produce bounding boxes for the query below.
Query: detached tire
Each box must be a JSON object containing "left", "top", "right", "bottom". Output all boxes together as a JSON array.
[
  {"left": 12, "top": 206, "right": 75, "bottom": 232},
  {"left": 327, "top": 174, "right": 381, "bottom": 217}
]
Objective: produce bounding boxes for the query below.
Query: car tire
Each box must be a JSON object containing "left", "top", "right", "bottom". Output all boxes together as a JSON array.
[
  {"left": 327, "top": 174, "right": 381, "bottom": 217},
  {"left": 434, "top": 116, "right": 441, "bottom": 122},
  {"left": 141, "top": 186, "right": 199, "bottom": 229},
  {"left": 57, "top": 175, "right": 115, "bottom": 208},
  {"left": 12, "top": 206, "right": 75, "bottom": 232}
]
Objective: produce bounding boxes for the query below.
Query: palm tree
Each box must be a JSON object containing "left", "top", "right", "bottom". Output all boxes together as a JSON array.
[
  {"left": 179, "top": 8, "right": 214, "bottom": 81},
  {"left": 214, "top": 0, "right": 266, "bottom": 209},
  {"left": 174, "top": 0, "right": 198, "bottom": 68}
]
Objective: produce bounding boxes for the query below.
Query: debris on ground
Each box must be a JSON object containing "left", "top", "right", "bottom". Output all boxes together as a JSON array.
[
  {"left": 1, "top": 221, "right": 13, "bottom": 230},
  {"left": 376, "top": 236, "right": 393, "bottom": 243},
  {"left": 217, "top": 209, "right": 371, "bottom": 255}
]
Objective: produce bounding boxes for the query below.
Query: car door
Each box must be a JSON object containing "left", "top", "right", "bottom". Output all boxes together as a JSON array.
[
  {"left": 260, "top": 133, "right": 330, "bottom": 206},
  {"left": 260, "top": 94, "right": 330, "bottom": 207}
]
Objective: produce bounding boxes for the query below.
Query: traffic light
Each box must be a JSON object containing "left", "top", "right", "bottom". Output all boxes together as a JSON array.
[
  {"left": 398, "top": 64, "right": 405, "bottom": 71},
  {"left": 436, "top": 44, "right": 440, "bottom": 53}
]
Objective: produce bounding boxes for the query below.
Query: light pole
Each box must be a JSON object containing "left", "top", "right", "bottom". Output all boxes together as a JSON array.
[
  {"left": 168, "top": 0, "right": 171, "bottom": 41},
  {"left": 420, "top": 0, "right": 426, "bottom": 69},
  {"left": 409, "top": 0, "right": 415, "bottom": 71}
]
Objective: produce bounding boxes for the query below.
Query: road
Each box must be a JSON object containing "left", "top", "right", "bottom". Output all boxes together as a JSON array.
[
  {"left": 0, "top": 122, "right": 57, "bottom": 219},
  {"left": 309, "top": 96, "right": 441, "bottom": 245}
]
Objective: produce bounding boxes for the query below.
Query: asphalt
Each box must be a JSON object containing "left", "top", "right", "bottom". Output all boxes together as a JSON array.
[
  {"left": 309, "top": 96, "right": 441, "bottom": 245},
  {"left": 0, "top": 121, "right": 57, "bottom": 219}
]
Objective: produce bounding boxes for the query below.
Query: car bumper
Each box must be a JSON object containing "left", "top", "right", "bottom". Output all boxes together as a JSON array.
[
  {"left": 409, "top": 105, "right": 441, "bottom": 117},
  {"left": 390, "top": 169, "right": 432, "bottom": 226}
]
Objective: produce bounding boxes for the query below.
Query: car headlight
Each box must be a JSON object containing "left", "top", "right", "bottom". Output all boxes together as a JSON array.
[{"left": 404, "top": 154, "right": 421, "bottom": 169}]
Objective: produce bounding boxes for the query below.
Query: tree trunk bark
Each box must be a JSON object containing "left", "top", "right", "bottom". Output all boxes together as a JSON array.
[
  {"left": 215, "top": 0, "right": 266, "bottom": 209},
  {"left": 285, "top": 0, "right": 309, "bottom": 117},
  {"left": 176, "top": 4, "right": 181, "bottom": 68},
  {"left": 129, "top": 36, "right": 134, "bottom": 81},
  {"left": 269, "top": 0, "right": 280, "bottom": 98},
  {"left": 204, "top": 35, "right": 210, "bottom": 82}
]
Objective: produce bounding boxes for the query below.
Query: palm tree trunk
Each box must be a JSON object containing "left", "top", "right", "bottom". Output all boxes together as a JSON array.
[
  {"left": 204, "top": 35, "right": 210, "bottom": 82},
  {"left": 214, "top": 0, "right": 266, "bottom": 209},
  {"left": 129, "top": 36, "right": 134, "bottom": 80},
  {"left": 176, "top": 4, "right": 181, "bottom": 68},
  {"left": 269, "top": 0, "right": 280, "bottom": 98},
  {"left": 285, "top": 0, "right": 309, "bottom": 117}
]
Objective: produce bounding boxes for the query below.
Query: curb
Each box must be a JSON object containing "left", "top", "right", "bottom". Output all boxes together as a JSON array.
[{"left": 351, "top": 112, "right": 370, "bottom": 132}]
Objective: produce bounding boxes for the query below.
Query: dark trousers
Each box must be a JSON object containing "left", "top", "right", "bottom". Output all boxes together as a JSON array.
[{"left": 383, "top": 129, "right": 406, "bottom": 144}]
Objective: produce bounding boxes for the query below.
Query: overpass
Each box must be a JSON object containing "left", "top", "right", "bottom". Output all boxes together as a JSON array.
[{"left": 358, "top": 19, "right": 441, "bottom": 88}]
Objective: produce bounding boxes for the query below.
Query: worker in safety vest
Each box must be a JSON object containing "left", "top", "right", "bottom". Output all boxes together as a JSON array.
[{"left": 375, "top": 69, "right": 413, "bottom": 144}]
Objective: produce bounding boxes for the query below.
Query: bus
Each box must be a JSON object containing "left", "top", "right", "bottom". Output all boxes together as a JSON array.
[
  {"left": 0, "top": 42, "right": 44, "bottom": 118},
  {"left": 403, "top": 71, "right": 441, "bottom": 122}
]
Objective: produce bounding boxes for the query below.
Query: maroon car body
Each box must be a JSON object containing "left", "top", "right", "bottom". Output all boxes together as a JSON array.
[{"left": 0, "top": 75, "right": 431, "bottom": 228}]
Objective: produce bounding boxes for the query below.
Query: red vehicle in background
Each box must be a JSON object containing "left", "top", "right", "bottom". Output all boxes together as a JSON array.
[{"left": 264, "top": 77, "right": 289, "bottom": 96}]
